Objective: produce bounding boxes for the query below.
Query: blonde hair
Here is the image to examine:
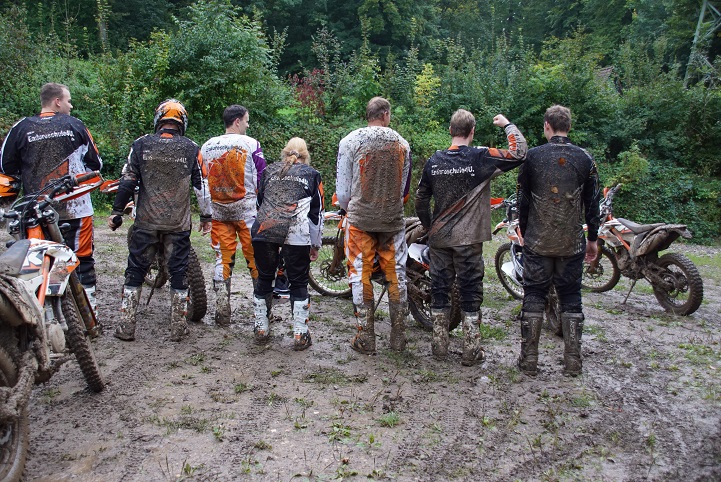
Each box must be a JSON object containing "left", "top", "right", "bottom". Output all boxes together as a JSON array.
[{"left": 279, "top": 137, "right": 310, "bottom": 174}]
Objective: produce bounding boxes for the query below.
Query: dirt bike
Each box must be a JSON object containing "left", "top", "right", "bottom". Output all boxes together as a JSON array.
[
  {"left": 101, "top": 181, "right": 207, "bottom": 322},
  {"left": 308, "top": 209, "right": 462, "bottom": 331},
  {"left": 0, "top": 172, "right": 105, "bottom": 481},
  {"left": 590, "top": 184, "right": 703, "bottom": 315},
  {"left": 492, "top": 195, "right": 562, "bottom": 335}
]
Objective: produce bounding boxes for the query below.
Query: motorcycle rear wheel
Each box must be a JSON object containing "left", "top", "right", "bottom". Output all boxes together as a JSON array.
[
  {"left": 0, "top": 346, "right": 29, "bottom": 482},
  {"left": 581, "top": 246, "right": 620, "bottom": 292},
  {"left": 495, "top": 243, "right": 524, "bottom": 300},
  {"left": 652, "top": 252, "right": 704, "bottom": 316},
  {"left": 407, "top": 267, "right": 462, "bottom": 332},
  {"left": 62, "top": 295, "right": 105, "bottom": 392},
  {"left": 186, "top": 247, "right": 207, "bottom": 322},
  {"left": 309, "top": 236, "right": 352, "bottom": 298}
]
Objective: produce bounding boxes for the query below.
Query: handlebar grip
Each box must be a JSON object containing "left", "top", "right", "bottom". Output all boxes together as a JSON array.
[
  {"left": 110, "top": 215, "right": 123, "bottom": 231},
  {"left": 74, "top": 171, "right": 101, "bottom": 185}
]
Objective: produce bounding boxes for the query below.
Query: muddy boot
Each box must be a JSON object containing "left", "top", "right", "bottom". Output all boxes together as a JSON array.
[
  {"left": 291, "top": 298, "right": 312, "bottom": 351},
  {"left": 169, "top": 289, "right": 190, "bottom": 342},
  {"left": 350, "top": 303, "right": 376, "bottom": 355},
  {"left": 431, "top": 308, "right": 450, "bottom": 360},
  {"left": 562, "top": 312, "right": 584, "bottom": 377},
  {"left": 461, "top": 311, "right": 485, "bottom": 366},
  {"left": 114, "top": 286, "right": 141, "bottom": 341},
  {"left": 253, "top": 294, "right": 272, "bottom": 344},
  {"left": 213, "top": 278, "right": 232, "bottom": 326},
  {"left": 517, "top": 311, "right": 543, "bottom": 376},
  {"left": 389, "top": 302, "right": 407, "bottom": 352}
]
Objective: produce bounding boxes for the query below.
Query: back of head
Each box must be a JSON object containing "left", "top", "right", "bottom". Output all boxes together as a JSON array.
[
  {"left": 40, "top": 82, "right": 68, "bottom": 109},
  {"left": 223, "top": 104, "right": 248, "bottom": 128},
  {"left": 544, "top": 105, "right": 572, "bottom": 134},
  {"left": 154, "top": 98, "right": 188, "bottom": 135},
  {"left": 366, "top": 97, "right": 391, "bottom": 122},
  {"left": 280, "top": 137, "right": 311, "bottom": 173},
  {"left": 449, "top": 109, "right": 476, "bottom": 138}
]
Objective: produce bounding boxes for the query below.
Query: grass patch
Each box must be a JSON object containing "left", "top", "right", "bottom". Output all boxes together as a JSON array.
[
  {"left": 479, "top": 323, "right": 507, "bottom": 341},
  {"left": 377, "top": 412, "right": 401, "bottom": 427}
]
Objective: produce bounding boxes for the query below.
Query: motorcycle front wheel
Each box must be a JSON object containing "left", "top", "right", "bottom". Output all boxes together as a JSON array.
[
  {"left": 652, "top": 252, "right": 704, "bottom": 316},
  {"left": 407, "top": 267, "right": 462, "bottom": 332},
  {"left": 309, "top": 236, "right": 352, "bottom": 298},
  {"left": 186, "top": 247, "right": 207, "bottom": 322},
  {"left": 494, "top": 243, "right": 524, "bottom": 300},
  {"left": 0, "top": 346, "right": 29, "bottom": 482},
  {"left": 62, "top": 295, "right": 105, "bottom": 392},
  {"left": 581, "top": 246, "right": 620, "bottom": 292}
]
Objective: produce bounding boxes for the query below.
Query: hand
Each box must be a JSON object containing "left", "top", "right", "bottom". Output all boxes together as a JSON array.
[
  {"left": 107, "top": 215, "right": 122, "bottom": 231},
  {"left": 493, "top": 114, "right": 510, "bottom": 128},
  {"left": 585, "top": 240, "right": 598, "bottom": 263},
  {"left": 199, "top": 221, "right": 212, "bottom": 236},
  {"left": 310, "top": 247, "right": 319, "bottom": 262}
]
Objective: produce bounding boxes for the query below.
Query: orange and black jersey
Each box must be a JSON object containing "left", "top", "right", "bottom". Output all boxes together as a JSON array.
[
  {"left": 111, "top": 128, "right": 211, "bottom": 232},
  {"left": 252, "top": 162, "right": 324, "bottom": 248},
  {"left": 0, "top": 112, "right": 102, "bottom": 220}
]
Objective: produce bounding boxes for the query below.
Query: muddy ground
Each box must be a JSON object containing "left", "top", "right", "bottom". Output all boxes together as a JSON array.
[{"left": 22, "top": 218, "right": 721, "bottom": 481}]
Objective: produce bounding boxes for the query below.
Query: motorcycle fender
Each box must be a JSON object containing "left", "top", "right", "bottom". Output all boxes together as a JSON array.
[
  {"left": 46, "top": 245, "right": 79, "bottom": 296},
  {"left": 633, "top": 225, "right": 691, "bottom": 257},
  {"left": 407, "top": 243, "right": 430, "bottom": 268},
  {"left": 0, "top": 273, "right": 43, "bottom": 327},
  {"left": 501, "top": 261, "right": 522, "bottom": 284}
]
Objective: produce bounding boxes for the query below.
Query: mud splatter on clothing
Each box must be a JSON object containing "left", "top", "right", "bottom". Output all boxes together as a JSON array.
[
  {"left": 0, "top": 112, "right": 103, "bottom": 220},
  {"left": 336, "top": 126, "right": 411, "bottom": 233}
]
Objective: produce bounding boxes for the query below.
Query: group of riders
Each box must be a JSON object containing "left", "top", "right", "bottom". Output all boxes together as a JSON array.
[{"left": 0, "top": 83, "right": 599, "bottom": 377}]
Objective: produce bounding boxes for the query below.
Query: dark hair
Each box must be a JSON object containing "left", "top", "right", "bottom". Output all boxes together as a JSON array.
[
  {"left": 449, "top": 109, "right": 476, "bottom": 138},
  {"left": 544, "top": 105, "right": 572, "bottom": 133},
  {"left": 40, "top": 83, "right": 68, "bottom": 107},
  {"left": 223, "top": 104, "right": 248, "bottom": 128},
  {"left": 366, "top": 97, "right": 391, "bottom": 122}
]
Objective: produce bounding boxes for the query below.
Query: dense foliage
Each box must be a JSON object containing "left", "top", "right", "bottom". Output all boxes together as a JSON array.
[{"left": 1, "top": 0, "right": 720, "bottom": 242}]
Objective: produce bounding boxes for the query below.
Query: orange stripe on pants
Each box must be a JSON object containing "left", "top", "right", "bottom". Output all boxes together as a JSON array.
[{"left": 211, "top": 220, "right": 257, "bottom": 281}]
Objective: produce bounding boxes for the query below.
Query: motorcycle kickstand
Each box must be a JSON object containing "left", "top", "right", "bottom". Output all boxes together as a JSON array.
[
  {"left": 373, "top": 284, "right": 388, "bottom": 315},
  {"left": 622, "top": 279, "right": 637, "bottom": 305},
  {"left": 146, "top": 284, "right": 156, "bottom": 306}
]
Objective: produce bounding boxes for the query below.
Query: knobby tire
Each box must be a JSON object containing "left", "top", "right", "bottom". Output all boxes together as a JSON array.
[
  {"left": 652, "top": 252, "right": 704, "bottom": 316},
  {"left": 494, "top": 243, "right": 524, "bottom": 300},
  {"left": 581, "top": 246, "right": 620, "bottom": 293},
  {"left": 308, "top": 236, "right": 352, "bottom": 298},
  {"left": 0, "top": 345, "right": 29, "bottom": 482},
  {"left": 62, "top": 295, "right": 104, "bottom": 393},
  {"left": 186, "top": 248, "right": 207, "bottom": 322}
]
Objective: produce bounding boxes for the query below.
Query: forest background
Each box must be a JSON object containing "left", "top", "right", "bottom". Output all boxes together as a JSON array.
[{"left": 1, "top": 0, "right": 720, "bottom": 242}]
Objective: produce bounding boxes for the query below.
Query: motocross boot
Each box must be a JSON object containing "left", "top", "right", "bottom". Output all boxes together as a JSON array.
[
  {"left": 253, "top": 293, "right": 272, "bottom": 344},
  {"left": 114, "top": 286, "right": 141, "bottom": 341},
  {"left": 291, "top": 298, "right": 312, "bottom": 351},
  {"left": 213, "top": 278, "right": 232, "bottom": 326},
  {"left": 562, "top": 312, "right": 585, "bottom": 377},
  {"left": 431, "top": 308, "right": 451, "bottom": 360},
  {"left": 517, "top": 311, "right": 544, "bottom": 376},
  {"left": 461, "top": 311, "right": 485, "bottom": 366},
  {"left": 389, "top": 301, "right": 407, "bottom": 352},
  {"left": 169, "top": 288, "right": 190, "bottom": 342},
  {"left": 350, "top": 303, "right": 376, "bottom": 355}
]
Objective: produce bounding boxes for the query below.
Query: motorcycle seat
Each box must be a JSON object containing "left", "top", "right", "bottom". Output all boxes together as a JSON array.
[
  {"left": 615, "top": 218, "right": 665, "bottom": 235},
  {"left": 0, "top": 239, "right": 31, "bottom": 276}
]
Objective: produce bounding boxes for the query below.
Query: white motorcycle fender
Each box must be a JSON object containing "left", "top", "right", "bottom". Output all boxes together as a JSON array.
[{"left": 407, "top": 243, "right": 430, "bottom": 268}]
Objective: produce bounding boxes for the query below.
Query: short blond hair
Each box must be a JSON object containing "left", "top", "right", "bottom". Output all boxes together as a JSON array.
[
  {"left": 281, "top": 137, "right": 311, "bottom": 165},
  {"left": 544, "top": 105, "right": 572, "bottom": 133},
  {"left": 449, "top": 109, "right": 476, "bottom": 138},
  {"left": 366, "top": 97, "right": 391, "bottom": 122}
]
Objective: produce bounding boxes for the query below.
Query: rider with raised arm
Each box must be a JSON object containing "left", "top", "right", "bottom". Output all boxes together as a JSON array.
[
  {"left": 108, "top": 99, "right": 212, "bottom": 342},
  {"left": 415, "top": 109, "right": 527, "bottom": 366}
]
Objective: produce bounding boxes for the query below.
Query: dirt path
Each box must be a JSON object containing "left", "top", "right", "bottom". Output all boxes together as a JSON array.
[{"left": 24, "top": 220, "right": 721, "bottom": 481}]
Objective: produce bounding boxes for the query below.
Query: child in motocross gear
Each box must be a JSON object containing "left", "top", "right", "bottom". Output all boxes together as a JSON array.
[
  {"left": 108, "top": 98, "right": 212, "bottom": 343},
  {"left": 0, "top": 82, "right": 103, "bottom": 315},
  {"left": 516, "top": 105, "right": 600, "bottom": 377},
  {"left": 251, "top": 138, "right": 323, "bottom": 351},
  {"left": 200, "top": 105, "right": 267, "bottom": 326},
  {"left": 415, "top": 109, "right": 527, "bottom": 365},
  {"left": 336, "top": 97, "right": 412, "bottom": 355}
]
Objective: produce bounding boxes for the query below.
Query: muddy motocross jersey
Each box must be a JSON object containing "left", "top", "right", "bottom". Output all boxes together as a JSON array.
[
  {"left": 517, "top": 135, "right": 600, "bottom": 257},
  {"left": 200, "top": 133, "right": 266, "bottom": 222},
  {"left": 112, "top": 128, "right": 211, "bottom": 232},
  {"left": 415, "top": 124, "right": 527, "bottom": 248},
  {"left": 336, "top": 126, "right": 411, "bottom": 233},
  {"left": 252, "top": 161, "right": 324, "bottom": 248},
  {"left": 0, "top": 112, "right": 103, "bottom": 220}
]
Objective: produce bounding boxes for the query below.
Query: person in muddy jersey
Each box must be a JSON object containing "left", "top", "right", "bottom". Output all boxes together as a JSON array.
[
  {"left": 336, "top": 97, "right": 412, "bottom": 355},
  {"left": 415, "top": 109, "right": 527, "bottom": 366},
  {"left": 516, "top": 105, "right": 600, "bottom": 377},
  {"left": 0, "top": 82, "right": 103, "bottom": 314},
  {"left": 251, "top": 137, "right": 323, "bottom": 351},
  {"left": 108, "top": 99, "right": 212, "bottom": 343},
  {"left": 200, "top": 105, "right": 267, "bottom": 326}
]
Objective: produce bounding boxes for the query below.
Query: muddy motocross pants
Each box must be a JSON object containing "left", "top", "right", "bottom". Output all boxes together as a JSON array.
[
  {"left": 125, "top": 228, "right": 191, "bottom": 290},
  {"left": 210, "top": 218, "right": 257, "bottom": 281},
  {"left": 429, "top": 243, "right": 484, "bottom": 313},
  {"left": 522, "top": 246, "right": 584, "bottom": 313}
]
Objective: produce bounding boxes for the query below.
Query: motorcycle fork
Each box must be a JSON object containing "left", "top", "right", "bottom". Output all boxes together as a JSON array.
[{"left": 328, "top": 228, "right": 346, "bottom": 274}]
